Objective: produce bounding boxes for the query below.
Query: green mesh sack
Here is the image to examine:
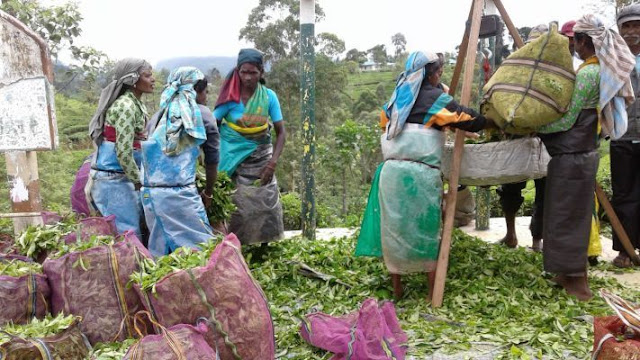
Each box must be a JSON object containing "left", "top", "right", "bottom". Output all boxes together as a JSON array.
[{"left": 481, "top": 23, "right": 575, "bottom": 134}]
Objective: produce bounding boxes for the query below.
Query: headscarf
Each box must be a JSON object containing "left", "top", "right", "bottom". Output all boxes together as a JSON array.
[
  {"left": 89, "top": 58, "right": 151, "bottom": 145},
  {"left": 152, "top": 67, "right": 207, "bottom": 155},
  {"left": 574, "top": 14, "right": 635, "bottom": 139},
  {"left": 215, "top": 48, "right": 265, "bottom": 108},
  {"left": 527, "top": 24, "right": 549, "bottom": 44},
  {"left": 385, "top": 51, "right": 439, "bottom": 139}
]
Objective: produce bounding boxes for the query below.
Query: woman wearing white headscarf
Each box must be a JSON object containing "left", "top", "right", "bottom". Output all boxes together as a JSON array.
[
  {"left": 537, "top": 14, "right": 635, "bottom": 300},
  {"left": 87, "top": 58, "right": 155, "bottom": 239}
]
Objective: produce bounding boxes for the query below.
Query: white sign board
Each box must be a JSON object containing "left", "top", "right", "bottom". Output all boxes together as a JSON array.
[{"left": 0, "top": 12, "right": 57, "bottom": 151}]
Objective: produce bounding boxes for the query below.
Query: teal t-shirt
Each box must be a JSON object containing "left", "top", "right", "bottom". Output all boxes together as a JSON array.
[{"left": 213, "top": 88, "right": 283, "bottom": 124}]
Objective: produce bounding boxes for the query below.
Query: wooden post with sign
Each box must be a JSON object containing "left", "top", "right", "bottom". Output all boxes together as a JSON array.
[
  {"left": 431, "top": 0, "right": 523, "bottom": 308},
  {"left": 0, "top": 10, "right": 57, "bottom": 234}
]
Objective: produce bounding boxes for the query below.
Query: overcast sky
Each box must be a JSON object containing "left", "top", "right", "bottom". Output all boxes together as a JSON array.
[{"left": 46, "top": 0, "right": 614, "bottom": 65}]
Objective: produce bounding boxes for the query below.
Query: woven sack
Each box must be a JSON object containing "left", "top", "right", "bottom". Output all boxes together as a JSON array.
[{"left": 481, "top": 23, "right": 575, "bottom": 134}]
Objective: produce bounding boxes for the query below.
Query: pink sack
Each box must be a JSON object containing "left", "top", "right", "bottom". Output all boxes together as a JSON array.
[
  {"left": 63, "top": 215, "right": 118, "bottom": 244},
  {"left": 0, "top": 269, "right": 50, "bottom": 325},
  {"left": 123, "top": 314, "right": 217, "bottom": 360},
  {"left": 70, "top": 155, "right": 93, "bottom": 217},
  {"left": 41, "top": 211, "right": 64, "bottom": 225},
  {"left": 136, "top": 233, "right": 275, "bottom": 360},
  {"left": 300, "top": 298, "right": 408, "bottom": 360},
  {"left": 43, "top": 231, "right": 151, "bottom": 344}
]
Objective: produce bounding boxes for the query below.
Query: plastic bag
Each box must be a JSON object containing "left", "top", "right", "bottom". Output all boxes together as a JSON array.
[
  {"left": 442, "top": 137, "right": 551, "bottom": 186},
  {"left": 300, "top": 298, "right": 408, "bottom": 360}
]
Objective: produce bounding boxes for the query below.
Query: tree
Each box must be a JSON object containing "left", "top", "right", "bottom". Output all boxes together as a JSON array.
[
  {"left": 239, "top": 0, "right": 325, "bottom": 62},
  {"left": 1, "top": 0, "right": 108, "bottom": 100},
  {"left": 391, "top": 33, "right": 407, "bottom": 60},
  {"left": 316, "top": 32, "right": 345, "bottom": 58},
  {"left": 515, "top": 27, "right": 532, "bottom": 49},
  {"left": 345, "top": 48, "right": 367, "bottom": 64},
  {"left": 353, "top": 89, "right": 379, "bottom": 117},
  {"left": 208, "top": 67, "right": 221, "bottom": 83},
  {"left": 375, "top": 83, "right": 388, "bottom": 103},
  {"left": 586, "top": 0, "right": 634, "bottom": 17},
  {"left": 1, "top": 0, "right": 81, "bottom": 57},
  {"left": 368, "top": 44, "right": 388, "bottom": 65}
]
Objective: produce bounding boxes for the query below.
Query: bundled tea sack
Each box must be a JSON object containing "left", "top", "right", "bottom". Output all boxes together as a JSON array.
[{"left": 481, "top": 23, "right": 575, "bottom": 134}]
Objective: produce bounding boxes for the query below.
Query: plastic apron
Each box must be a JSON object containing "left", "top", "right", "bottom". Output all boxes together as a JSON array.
[
  {"left": 140, "top": 139, "right": 212, "bottom": 257},
  {"left": 88, "top": 141, "right": 143, "bottom": 238},
  {"left": 356, "top": 124, "right": 445, "bottom": 274}
]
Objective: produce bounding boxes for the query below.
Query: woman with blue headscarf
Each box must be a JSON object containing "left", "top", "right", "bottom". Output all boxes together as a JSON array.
[
  {"left": 142, "top": 66, "right": 219, "bottom": 256},
  {"left": 356, "top": 51, "right": 494, "bottom": 298}
]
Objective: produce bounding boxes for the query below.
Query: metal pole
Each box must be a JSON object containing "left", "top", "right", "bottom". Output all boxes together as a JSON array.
[
  {"left": 475, "top": 37, "right": 493, "bottom": 231},
  {"left": 300, "top": 0, "right": 316, "bottom": 240}
]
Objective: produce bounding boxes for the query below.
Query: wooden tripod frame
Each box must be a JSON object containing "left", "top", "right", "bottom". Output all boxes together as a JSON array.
[{"left": 430, "top": 0, "right": 524, "bottom": 308}]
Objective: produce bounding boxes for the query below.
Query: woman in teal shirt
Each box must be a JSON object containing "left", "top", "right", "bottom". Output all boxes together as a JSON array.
[{"left": 214, "top": 48, "right": 286, "bottom": 245}]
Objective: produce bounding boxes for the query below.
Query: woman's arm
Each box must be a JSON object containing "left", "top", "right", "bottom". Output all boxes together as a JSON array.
[
  {"left": 261, "top": 121, "right": 286, "bottom": 185},
  {"left": 111, "top": 100, "right": 142, "bottom": 186},
  {"left": 537, "top": 65, "right": 599, "bottom": 133}
]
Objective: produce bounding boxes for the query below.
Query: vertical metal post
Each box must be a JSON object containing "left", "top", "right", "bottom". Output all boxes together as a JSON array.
[
  {"left": 300, "top": 0, "right": 316, "bottom": 240},
  {"left": 475, "top": 37, "right": 493, "bottom": 231}
]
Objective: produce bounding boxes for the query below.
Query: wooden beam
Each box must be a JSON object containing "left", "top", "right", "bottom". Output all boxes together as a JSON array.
[
  {"left": 5, "top": 151, "right": 43, "bottom": 234},
  {"left": 448, "top": 4, "right": 475, "bottom": 97},
  {"left": 493, "top": 0, "right": 524, "bottom": 49},
  {"left": 595, "top": 183, "right": 640, "bottom": 266},
  {"left": 432, "top": 0, "right": 485, "bottom": 308}
]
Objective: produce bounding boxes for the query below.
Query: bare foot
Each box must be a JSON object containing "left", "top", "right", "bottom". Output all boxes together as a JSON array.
[
  {"left": 499, "top": 234, "right": 518, "bottom": 248},
  {"left": 561, "top": 275, "right": 592, "bottom": 301},
  {"left": 531, "top": 239, "right": 542, "bottom": 253}
]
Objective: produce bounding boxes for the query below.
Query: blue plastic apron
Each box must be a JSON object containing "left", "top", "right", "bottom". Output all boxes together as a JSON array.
[
  {"left": 140, "top": 139, "right": 213, "bottom": 257},
  {"left": 89, "top": 141, "right": 143, "bottom": 238}
]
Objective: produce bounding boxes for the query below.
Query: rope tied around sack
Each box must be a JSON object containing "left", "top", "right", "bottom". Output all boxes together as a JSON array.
[
  {"left": 186, "top": 269, "right": 242, "bottom": 360},
  {"left": 107, "top": 245, "right": 133, "bottom": 339}
]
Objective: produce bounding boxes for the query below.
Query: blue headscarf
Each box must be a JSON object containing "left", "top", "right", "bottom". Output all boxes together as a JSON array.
[
  {"left": 153, "top": 67, "right": 207, "bottom": 155},
  {"left": 385, "top": 51, "right": 439, "bottom": 139}
]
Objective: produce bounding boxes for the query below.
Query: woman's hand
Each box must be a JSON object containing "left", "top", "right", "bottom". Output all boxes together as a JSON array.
[
  {"left": 484, "top": 117, "right": 499, "bottom": 130},
  {"left": 260, "top": 161, "right": 277, "bottom": 186}
]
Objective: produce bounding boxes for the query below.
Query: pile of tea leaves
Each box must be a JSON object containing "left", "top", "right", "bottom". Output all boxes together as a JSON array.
[{"left": 244, "top": 229, "right": 640, "bottom": 359}]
